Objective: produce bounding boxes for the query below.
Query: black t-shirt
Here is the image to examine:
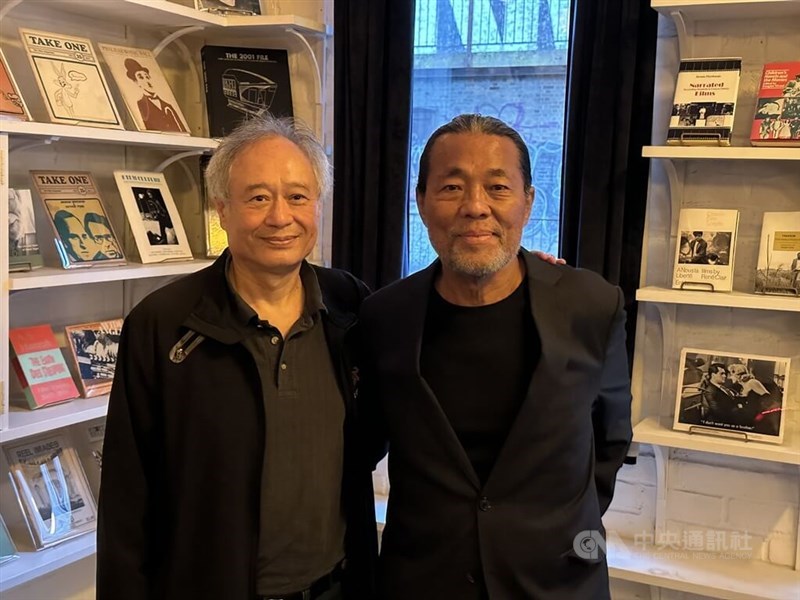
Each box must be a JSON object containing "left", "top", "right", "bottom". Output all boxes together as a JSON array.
[{"left": 421, "top": 281, "right": 541, "bottom": 485}]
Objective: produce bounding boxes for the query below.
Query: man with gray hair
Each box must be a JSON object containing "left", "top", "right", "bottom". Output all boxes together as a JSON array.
[
  {"left": 98, "top": 115, "right": 377, "bottom": 600},
  {"left": 360, "top": 114, "right": 632, "bottom": 599}
]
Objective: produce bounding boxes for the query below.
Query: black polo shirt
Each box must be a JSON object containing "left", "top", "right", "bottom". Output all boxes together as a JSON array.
[{"left": 226, "top": 260, "right": 345, "bottom": 596}]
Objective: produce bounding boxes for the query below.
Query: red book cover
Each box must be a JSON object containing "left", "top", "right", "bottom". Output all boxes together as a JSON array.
[
  {"left": 751, "top": 61, "right": 800, "bottom": 146},
  {"left": 9, "top": 325, "right": 79, "bottom": 409}
]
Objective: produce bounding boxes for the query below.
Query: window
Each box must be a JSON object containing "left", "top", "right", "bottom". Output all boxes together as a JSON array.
[{"left": 407, "top": 0, "right": 572, "bottom": 274}]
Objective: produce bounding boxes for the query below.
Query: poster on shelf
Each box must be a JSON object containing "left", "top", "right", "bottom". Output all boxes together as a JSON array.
[
  {"left": 113, "top": 170, "right": 193, "bottom": 263},
  {"left": 673, "top": 348, "right": 790, "bottom": 444},
  {"left": 99, "top": 43, "right": 190, "bottom": 134},
  {"left": 8, "top": 188, "right": 43, "bottom": 272},
  {"left": 750, "top": 61, "right": 800, "bottom": 147},
  {"left": 64, "top": 319, "right": 123, "bottom": 398},
  {"left": 0, "top": 48, "right": 30, "bottom": 121},
  {"left": 19, "top": 28, "right": 123, "bottom": 129},
  {"left": 4, "top": 432, "right": 98, "bottom": 549},
  {"left": 31, "top": 170, "right": 127, "bottom": 269},
  {"left": 755, "top": 211, "right": 800, "bottom": 297},
  {"left": 672, "top": 208, "right": 739, "bottom": 292}
]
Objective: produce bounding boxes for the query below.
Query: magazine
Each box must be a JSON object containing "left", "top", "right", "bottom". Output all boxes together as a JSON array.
[{"left": 64, "top": 319, "right": 123, "bottom": 397}]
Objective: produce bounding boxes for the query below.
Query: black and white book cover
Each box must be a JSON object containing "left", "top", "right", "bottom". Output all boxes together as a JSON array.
[
  {"left": 71, "top": 418, "right": 105, "bottom": 500},
  {"left": 755, "top": 211, "right": 800, "bottom": 297},
  {"left": 4, "top": 432, "right": 98, "bottom": 548},
  {"left": 673, "top": 208, "right": 739, "bottom": 292},
  {"left": 195, "top": 0, "right": 260, "bottom": 15},
  {"left": 19, "top": 28, "right": 123, "bottom": 129},
  {"left": 65, "top": 319, "right": 122, "bottom": 398},
  {"left": 113, "top": 170, "right": 193, "bottom": 263},
  {"left": 201, "top": 45, "right": 293, "bottom": 137},
  {"left": 667, "top": 57, "right": 741, "bottom": 146},
  {"left": 674, "top": 348, "right": 790, "bottom": 444},
  {"left": 8, "top": 188, "right": 43, "bottom": 272}
]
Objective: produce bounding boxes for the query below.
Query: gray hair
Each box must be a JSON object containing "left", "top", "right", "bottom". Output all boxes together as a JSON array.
[
  {"left": 416, "top": 113, "right": 532, "bottom": 194},
  {"left": 204, "top": 115, "right": 331, "bottom": 203}
]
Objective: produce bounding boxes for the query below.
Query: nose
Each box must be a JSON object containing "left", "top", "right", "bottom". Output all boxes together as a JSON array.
[
  {"left": 263, "top": 197, "right": 293, "bottom": 228},
  {"left": 459, "top": 185, "right": 491, "bottom": 219}
]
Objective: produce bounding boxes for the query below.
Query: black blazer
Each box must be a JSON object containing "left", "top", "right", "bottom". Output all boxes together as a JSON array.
[{"left": 359, "top": 250, "right": 632, "bottom": 600}]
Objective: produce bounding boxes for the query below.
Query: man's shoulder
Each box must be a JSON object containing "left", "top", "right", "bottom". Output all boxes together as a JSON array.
[
  {"left": 311, "top": 264, "right": 370, "bottom": 311},
  {"left": 361, "top": 268, "right": 428, "bottom": 319}
]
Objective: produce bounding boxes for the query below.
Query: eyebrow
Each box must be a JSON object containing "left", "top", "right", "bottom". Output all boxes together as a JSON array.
[
  {"left": 242, "top": 182, "right": 315, "bottom": 193},
  {"left": 440, "top": 167, "right": 511, "bottom": 179}
]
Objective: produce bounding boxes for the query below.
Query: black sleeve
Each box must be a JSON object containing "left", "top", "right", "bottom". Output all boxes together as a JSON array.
[
  {"left": 355, "top": 318, "right": 389, "bottom": 470},
  {"left": 592, "top": 287, "right": 633, "bottom": 515}
]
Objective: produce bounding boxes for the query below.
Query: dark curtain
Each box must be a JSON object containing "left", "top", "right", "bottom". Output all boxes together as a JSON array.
[
  {"left": 560, "top": 0, "right": 658, "bottom": 359},
  {"left": 332, "top": 0, "right": 416, "bottom": 290}
]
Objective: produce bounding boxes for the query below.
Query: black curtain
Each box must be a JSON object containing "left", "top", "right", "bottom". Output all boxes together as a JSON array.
[
  {"left": 332, "top": 0, "right": 416, "bottom": 290},
  {"left": 560, "top": 0, "right": 658, "bottom": 358}
]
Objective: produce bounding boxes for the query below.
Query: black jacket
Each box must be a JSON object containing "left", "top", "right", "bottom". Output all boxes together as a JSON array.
[
  {"left": 97, "top": 253, "right": 377, "bottom": 600},
  {"left": 360, "top": 250, "right": 632, "bottom": 600}
]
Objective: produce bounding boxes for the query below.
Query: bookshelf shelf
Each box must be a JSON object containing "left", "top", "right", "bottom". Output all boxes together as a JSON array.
[
  {"left": 651, "top": 1, "right": 800, "bottom": 20},
  {"left": 0, "top": 533, "right": 96, "bottom": 593},
  {"left": 636, "top": 286, "right": 800, "bottom": 312},
  {"left": 642, "top": 146, "right": 800, "bottom": 161},
  {"left": 0, "top": 397, "right": 109, "bottom": 444}
]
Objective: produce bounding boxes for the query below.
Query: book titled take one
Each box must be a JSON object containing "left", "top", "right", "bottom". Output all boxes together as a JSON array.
[{"left": 9, "top": 324, "right": 79, "bottom": 409}]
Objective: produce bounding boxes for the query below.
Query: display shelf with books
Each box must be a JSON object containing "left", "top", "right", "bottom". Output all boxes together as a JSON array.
[{"left": 636, "top": 286, "right": 800, "bottom": 312}]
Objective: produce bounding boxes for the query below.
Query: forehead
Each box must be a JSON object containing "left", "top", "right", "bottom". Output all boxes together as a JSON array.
[
  {"left": 233, "top": 137, "right": 315, "bottom": 177},
  {"left": 428, "top": 132, "right": 522, "bottom": 173}
]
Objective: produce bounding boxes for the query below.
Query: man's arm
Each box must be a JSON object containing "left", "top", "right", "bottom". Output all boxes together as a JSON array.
[
  {"left": 592, "top": 287, "right": 633, "bottom": 515},
  {"left": 96, "top": 315, "right": 158, "bottom": 599}
]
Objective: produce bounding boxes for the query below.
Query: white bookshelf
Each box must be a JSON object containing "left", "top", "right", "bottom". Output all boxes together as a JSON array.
[
  {"left": 651, "top": 0, "right": 800, "bottom": 20},
  {"left": 0, "top": 397, "right": 109, "bottom": 444},
  {"left": 0, "top": 532, "right": 96, "bottom": 593},
  {"left": 642, "top": 146, "right": 800, "bottom": 161},
  {"left": 636, "top": 287, "right": 800, "bottom": 312},
  {"left": 9, "top": 260, "right": 214, "bottom": 291}
]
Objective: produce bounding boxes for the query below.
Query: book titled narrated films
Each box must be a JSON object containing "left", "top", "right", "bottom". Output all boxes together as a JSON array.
[
  {"left": 201, "top": 45, "right": 293, "bottom": 138},
  {"left": 673, "top": 208, "right": 739, "bottom": 292},
  {"left": 4, "top": 432, "right": 97, "bottom": 549},
  {"left": 73, "top": 418, "right": 105, "bottom": 499},
  {"left": 751, "top": 61, "right": 800, "bottom": 147},
  {"left": 98, "top": 43, "right": 190, "bottom": 134},
  {"left": 31, "top": 170, "right": 126, "bottom": 269},
  {"left": 0, "top": 515, "right": 19, "bottom": 565},
  {"left": 667, "top": 57, "right": 741, "bottom": 146},
  {"left": 9, "top": 324, "right": 79, "bottom": 409},
  {"left": 65, "top": 319, "right": 122, "bottom": 398},
  {"left": 19, "top": 28, "right": 122, "bottom": 129},
  {"left": 755, "top": 211, "right": 800, "bottom": 297},
  {"left": 113, "top": 170, "right": 193, "bottom": 263},
  {"left": 0, "top": 48, "right": 30, "bottom": 121},
  {"left": 8, "top": 188, "right": 43, "bottom": 272},
  {"left": 674, "top": 348, "right": 790, "bottom": 444}
]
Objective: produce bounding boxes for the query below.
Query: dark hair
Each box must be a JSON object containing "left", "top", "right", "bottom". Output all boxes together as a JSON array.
[
  {"left": 84, "top": 212, "right": 111, "bottom": 239},
  {"left": 692, "top": 231, "right": 703, "bottom": 237},
  {"left": 416, "top": 114, "right": 532, "bottom": 194},
  {"left": 709, "top": 363, "right": 727, "bottom": 376},
  {"left": 53, "top": 210, "right": 82, "bottom": 260}
]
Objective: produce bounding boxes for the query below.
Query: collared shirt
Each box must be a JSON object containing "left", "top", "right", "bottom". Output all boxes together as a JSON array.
[{"left": 225, "top": 259, "right": 346, "bottom": 596}]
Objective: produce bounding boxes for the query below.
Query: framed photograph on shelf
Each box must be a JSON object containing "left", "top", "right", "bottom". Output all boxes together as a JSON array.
[
  {"left": 673, "top": 348, "right": 790, "bottom": 444},
  {"left": 64, "top": 319, "right": 122, "bottom": 398},
  {"left": 4, "top": 432, "right": 97, "bottom": 549},
  {"left": 113, "top": 170, "right": 193, "bottom": 263}
]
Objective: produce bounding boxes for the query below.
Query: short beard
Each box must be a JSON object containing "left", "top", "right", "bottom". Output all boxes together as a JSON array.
[{"left": 442, "top": 245, "right": 516, "bottom": 278}]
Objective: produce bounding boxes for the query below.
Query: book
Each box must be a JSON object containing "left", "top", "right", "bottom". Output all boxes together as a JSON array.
[
  {"left": 31, "top": 170, "right": 126, "bottom": 269},
  {"left": 195, "top": 0, "right": 261, "bottom": 16},
  {"left": 674, "top": 348, "right": 790, "bottom": 444},
  {"left": 750, "top": 61, "right": 800, "bottom": 146},
  {"left": 667, "top": 57, "right": 742, "bottom": 146},
  {"left": 65, "top": 319, "right": 123, "bottom": 398},
  {"left": 0, "top": 48, "right": 30, "bottom": 121},
  {"left": 9, "top": 324, "right": 79, "bottom": 409},
  {"left": 201, "top": 45, "right": 293, "bottom": 138},
  {"left": 4, "top": 432, "right": 97, "bottom": 548},
  {"left": 98, "top": 43, "right": 190, "bottom": 134},
  {"left": 0, "top": 515, "right": 18, "bottom": 565},
  {"left": 19, "top": 28, "right": 123, "bottom": 129},
  {"left": 755, "top": 211, "right": 800, "bottom": 297},
  {"left": 72, "top": 418, "right": 105, "bottom": 500},
  {"left": 113, "top": 170, "right": 193, "bottom": 262},
  {"left": 200, "top": 155, "right": 228, "bottom": 257},
  {"left": 673, "top": 208, "right": 739, "bottom": 292},
  {"left": 8, "top": 188, "right": 43, "bottom": 272}
]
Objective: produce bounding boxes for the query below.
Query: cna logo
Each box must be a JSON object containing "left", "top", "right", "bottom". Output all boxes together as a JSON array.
[{"left": 573, "top": 530, "right": 606, "bottom": 560}]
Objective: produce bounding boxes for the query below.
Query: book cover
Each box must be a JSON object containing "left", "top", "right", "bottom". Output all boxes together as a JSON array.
[
  {"left": 8, "top": 188, "right": 43, "bottom": 272},
  {"left": 755, "top": 211, "right": 800, "bottom": 297},
  {"left": 674, "top": 348, "right": 790, "bottom": 444},
  {"left": 0, "top": 515, "right": 18, "bottom": 565},
  {"left": 667, "top": 57, "right": 742, "bottom": 146},
  {"left": 195, "top": 0, "right": 261, "bottom": 15},
  {"left": 64, "top": 319, "right": 122, "bottom": 398},
  {"left": 98, "top": 43, "right": 190, "bottom": 134},
  {"left": 0, "top": 48, "right": 30, "bottom": 121},
  {"left": 31, "top": 170, "right": 126, "bottom": 269},
  {"left": 200, "top": 155, "right": 228, "bottom": 257},
  {"left": 113, "top": 170, "right": 193, "bottom": 263},
  {"left": 19, "top": 28, "right": 123, "bottom": 129},
  {"left": 201, "top": 45, "right": 293, "bottom": 138},
  {"left": 72, "top": 418, "right": 105, "bottom": 500},
  {"left": 9, "top": 324, "right": 79, "bottom": 409},
  {"left": 4, "top": 432, "right": 97, "bottom": 548},
  {"left": 673, "top": 208, "right": 739, "bottom": 292},
  {"left": 750, "top": 61, "right": 800, "bottom": 147}
]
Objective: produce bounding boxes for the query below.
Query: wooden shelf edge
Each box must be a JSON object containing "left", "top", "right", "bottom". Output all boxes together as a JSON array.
[
  {"left": 0, "top": 396, "right": 109, "bottom": 444},
  {"left": 0, "top": 532, "right": 96, "bottom": 592},
  {"left": 642, "top": 146, "right": 800, "bottom": 161},
  {"left": 636, "top": 287, "right": 800, "bottom": 312}
]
